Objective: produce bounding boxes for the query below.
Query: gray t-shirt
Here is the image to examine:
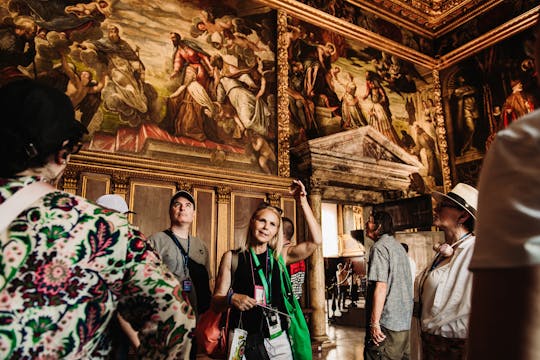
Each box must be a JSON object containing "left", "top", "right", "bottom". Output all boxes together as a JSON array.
[
  {"left": 148, "top": 230, "right": 210, "bottom": 316},
  {"left": 367, "top": 234, "right": 413, "bottom": 331}
]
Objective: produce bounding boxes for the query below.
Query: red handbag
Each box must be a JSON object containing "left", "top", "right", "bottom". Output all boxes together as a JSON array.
[{"left": 195, "top": 308, "right": 230, "bottom": 359}]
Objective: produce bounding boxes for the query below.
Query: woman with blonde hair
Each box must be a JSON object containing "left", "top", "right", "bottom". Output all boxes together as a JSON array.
[{"left": 212, "top": 179, "right": 321, "bottom": 360}]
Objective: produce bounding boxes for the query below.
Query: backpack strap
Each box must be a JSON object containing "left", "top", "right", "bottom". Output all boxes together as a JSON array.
[
  {"left": 230, "top": 249, "right": 239, "bottom": 287},
  {"left": 0, "top": 181, "right": 56, "bottom": 234}
]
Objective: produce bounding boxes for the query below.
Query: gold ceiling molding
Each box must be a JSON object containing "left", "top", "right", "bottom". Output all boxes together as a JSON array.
[
  {"left": 438, "top": 6, "right": 540, "bottom": 69},
  {"left": 256, "top": 0, "right": 437, "bottom": 68},
  {"left": 346, "top": 0, "right": 502, "bottom": 38},
  {"left": 69, "top": 151, "right": 292, "bottom": 192}
]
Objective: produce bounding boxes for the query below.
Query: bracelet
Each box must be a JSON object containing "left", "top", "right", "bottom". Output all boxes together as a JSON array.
[
  {"left": 227, "top": 292, "right": 234, "bottom": 305},
  {"left": 370, "top": 323, "right": 380, "bottom": 327}
]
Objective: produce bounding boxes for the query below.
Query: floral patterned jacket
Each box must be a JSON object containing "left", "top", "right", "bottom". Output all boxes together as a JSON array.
[{"left": 0, "top": 177, "right": 195, "bottom": 359}]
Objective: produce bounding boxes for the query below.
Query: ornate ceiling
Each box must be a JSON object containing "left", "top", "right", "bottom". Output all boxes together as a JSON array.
[{"left": 346, "top": 0, "right": 501, "bottom": 37}]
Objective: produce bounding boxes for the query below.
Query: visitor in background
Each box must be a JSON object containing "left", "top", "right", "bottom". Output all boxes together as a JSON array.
[
  {"left": 416, "top": 183, "right": 477, "bottom": 360},
  {"left": 148, "top": 190, "right": 211, "bottom": 359},
  {"left": 282, "top": 216, "right": 306, "bottom": 300},
  {"left": 364, "top": 211, "right": 413, "bottom": 360},
  {"left": 401, "top": 242, "right": 417, "bottom": 289}
]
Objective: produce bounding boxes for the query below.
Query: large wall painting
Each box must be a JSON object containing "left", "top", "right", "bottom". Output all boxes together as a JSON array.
[
  {"left": 286, "top": 17, "right": 443, "bottom": 190},
  {"left": 0, "top": 0, "right": 277, "bottom": 174},
  {"left": 440, "top": 24, "right": 539, "bottom": 183}
]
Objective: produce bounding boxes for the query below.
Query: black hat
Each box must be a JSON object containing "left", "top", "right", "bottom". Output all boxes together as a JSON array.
[
  {"left": 170, "top": 190, "right": 196, "bottom": 209},
  {"left": 0, "top": 79, "right": 88, "bottom": 165}
]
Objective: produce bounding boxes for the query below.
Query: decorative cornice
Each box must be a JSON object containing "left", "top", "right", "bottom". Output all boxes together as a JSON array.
[
  {"left": 256, "top": 0, "right": 436, "bottom": 68},
  {"left": 438, "top": 7, "right": 540, "bottom": 69}
]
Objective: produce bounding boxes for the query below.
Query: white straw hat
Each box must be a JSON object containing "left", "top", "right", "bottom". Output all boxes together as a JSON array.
[{"left": 432, "top": 183, "right": 478, "bottom": 219}]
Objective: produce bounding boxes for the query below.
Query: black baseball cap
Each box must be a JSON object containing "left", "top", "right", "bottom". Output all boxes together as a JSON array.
[{"left": 170, "top": 190, "right": 196, "bottom": 209}]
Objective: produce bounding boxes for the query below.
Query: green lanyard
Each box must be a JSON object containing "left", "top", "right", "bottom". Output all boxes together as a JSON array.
[{"left": 250, "top": 247, "right": 274, "bottom": 304}]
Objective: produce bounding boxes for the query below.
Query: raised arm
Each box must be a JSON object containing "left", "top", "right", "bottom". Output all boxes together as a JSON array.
[{"left": 283, "top": 179, "right": 322, "bottom": 265}]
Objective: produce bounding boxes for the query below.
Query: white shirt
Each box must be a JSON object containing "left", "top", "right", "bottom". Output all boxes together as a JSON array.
[
  {"left": 473, "top": 109, "right": 540, "bottom": 268},
  {"left": 419, "top": 236, "right": 475, "bottom": 339}
]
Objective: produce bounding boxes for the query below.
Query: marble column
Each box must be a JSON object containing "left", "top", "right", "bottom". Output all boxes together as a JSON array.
[{"left": 308, "top": 185, "right": 329, "bottom": 342}]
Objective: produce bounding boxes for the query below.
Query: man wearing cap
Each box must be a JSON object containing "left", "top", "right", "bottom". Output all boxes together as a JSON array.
[{"left": 148, "top": 190, "right": 211, "bottom": 318}]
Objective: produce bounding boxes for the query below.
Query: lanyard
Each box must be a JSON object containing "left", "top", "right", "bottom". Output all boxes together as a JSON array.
[
  {"left": 250, "top": 247, "right": 273, "bottom": 304},
  {"left": 167, "top": 230, "right": 190, "bottom": 273}
]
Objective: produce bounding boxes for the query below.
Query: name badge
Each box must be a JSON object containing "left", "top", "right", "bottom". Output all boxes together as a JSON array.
[
  {"left": 254, "top": 285, "right": 266, "bottom": 305},
  {"left": 182, "top": 278, "right": 193, "bottom": 292},
  {"left": 265, "top": 307, "right": 282, "bottom": 338}
]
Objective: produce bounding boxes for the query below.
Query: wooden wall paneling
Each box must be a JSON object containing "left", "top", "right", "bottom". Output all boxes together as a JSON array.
[
  {"left": 231, "top": 193, "right": 267, "bottom": 249},
  {"left": 80, "top": 173, "right": 111, "bottom": 202},
  {"left": 130, "top": 181, "right": 176, "bottom": 237},
  {"left": 193, "top": 188, "right": 217, "bottom": 286}
]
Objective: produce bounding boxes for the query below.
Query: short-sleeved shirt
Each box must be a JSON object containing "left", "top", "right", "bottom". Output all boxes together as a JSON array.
[
  {"left": 472, "top": 109, "right": 540, "bottom": 269},
  {"left": 0, "top": 176, "right": 194, "bottom": 359},
  {"left": 366, "top": 234, "right": 413, "bottom": 331},
  {"left": 149, "top": 231, "right": 211, "bottom": 315}
]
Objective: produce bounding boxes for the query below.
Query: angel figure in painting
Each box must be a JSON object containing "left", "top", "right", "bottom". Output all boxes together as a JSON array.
[{"left": 60, "top": 51, "right": 105, "bottom": 127}]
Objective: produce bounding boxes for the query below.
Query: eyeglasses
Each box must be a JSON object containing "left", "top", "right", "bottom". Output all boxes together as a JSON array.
[
  {"left": 64, "top": 139, "right": 83, "bottom": 155},
  {"left": 257, "top": 202, "right": 283, "bottom": 215}
]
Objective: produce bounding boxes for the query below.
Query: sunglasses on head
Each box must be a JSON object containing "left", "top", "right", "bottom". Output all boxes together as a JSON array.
[{"left": 257, "top": 201, "right": 283, "bottom": 215}]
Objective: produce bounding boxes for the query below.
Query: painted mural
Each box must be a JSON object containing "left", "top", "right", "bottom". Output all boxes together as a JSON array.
[
  {"left": 441, "top": 24, "right": 539, "bottom": 171},
  {"left": 0, "top": 0, "right": 277, "bottom": 174},
  {"left": 287, "top": 17, "right": 443, "bottom": 190}
]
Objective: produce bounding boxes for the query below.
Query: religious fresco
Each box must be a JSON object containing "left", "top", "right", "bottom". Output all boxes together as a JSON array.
[
  {"left": 440, "top": 24, "right": 539, "bottom": 179},
  {"left": 0, "top": 0, "right": 278, "bottom": 174},
  {"left": 286, "top": 17, "right": 444, "bottom": 190}
]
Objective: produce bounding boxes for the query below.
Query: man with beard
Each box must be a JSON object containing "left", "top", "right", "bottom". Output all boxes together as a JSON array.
[{"left": 93, "top": 25, "right": 148, "bottom": 123}]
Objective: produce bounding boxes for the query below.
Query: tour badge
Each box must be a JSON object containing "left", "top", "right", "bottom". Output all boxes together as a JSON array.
[
  {"left": 254, "top": 285, "right": 266, "bottom": 305},
  {"left": 182, "top": 278, "right": 193, "bottom": 292}
]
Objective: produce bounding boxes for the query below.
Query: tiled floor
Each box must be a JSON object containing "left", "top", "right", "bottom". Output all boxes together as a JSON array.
[{"left": 314, "top": 323, "right": 365, "bottom": 360}]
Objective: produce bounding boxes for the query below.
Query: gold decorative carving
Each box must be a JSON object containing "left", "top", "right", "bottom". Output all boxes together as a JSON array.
[
  {"left": 216, "top": 186, "right": 231, "bottom": 204},
  {"left": 267, "top": 192, "right": 281, "bottom": 207},
  {"left": 61, "top": 168, "right": 79, "bottom": 194},
  {"left": 432, "top": 69, "right": 452, "bottom": 192},
  {"left": 176, "top": 181, "right": 193, "bottom": 194},
  {"left": 277, "top": 10, "right": 290, "bottom": 178},
  {"left": 309, "top": 177, "right": 323, "bottom": 196},
  {"left": 112, "top": 172, "right": 129, "bottom": 195}
]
